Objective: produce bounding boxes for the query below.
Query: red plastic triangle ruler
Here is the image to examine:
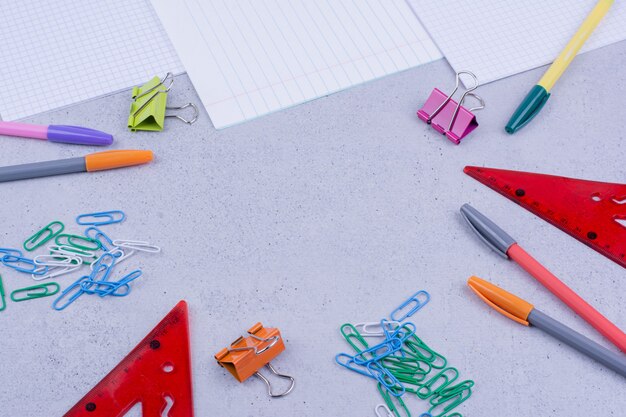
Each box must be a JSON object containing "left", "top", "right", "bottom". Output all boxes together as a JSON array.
[
  {"left": 464, "top": 166, "right": 626, "bottom": 269},
  {"left": 64, "top": 300, "right": 194, "bottom": 417}
]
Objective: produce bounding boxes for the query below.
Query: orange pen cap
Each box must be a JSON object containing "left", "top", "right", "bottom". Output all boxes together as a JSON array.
[
  {"left": 467, "top": 276, "right": 534, "bottom": 326},
  {"left": 85, "top": 150, "right": 153, "bottom": 172}
]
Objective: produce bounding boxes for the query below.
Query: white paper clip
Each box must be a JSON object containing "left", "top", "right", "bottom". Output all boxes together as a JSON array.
[
  {"left": 34, "top": 254, "right": 81, "bottom": 267},
  {"left": 354, "top": 321, "right": 402, "bottom": 337},
  {"left": 375, "top": 404, "right": 393, "bottom": 417},
  {"left": 113, "top": 239, "right": 161, "bottom": 253},
  {"left": 90, "top": 248, "right": 136, "bottom": 271},
  {"left": 48, "top": 245, "right": 97, "bottom": 259},
  {"left": 32, "top": 263, "right": 83, "bottom": 281}
]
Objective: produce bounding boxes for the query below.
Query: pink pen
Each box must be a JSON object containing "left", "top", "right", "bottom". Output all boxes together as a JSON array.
[
  {"left": 461, "top": 203, "right": 626, "bottom": 353},
  {"left": 0, "top": 121, "right": 113, "bottom": 146}
]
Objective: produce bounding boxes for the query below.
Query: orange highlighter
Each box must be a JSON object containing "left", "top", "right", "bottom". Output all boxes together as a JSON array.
[
  {"left": 467, "top": 276, "right": 626, "bottom": 378},
  {"left": 0, "top": 150, "right": 153, "bottom": 183},
  {"left": 461, "top": 204, "right": 626, "bottom": 353}
]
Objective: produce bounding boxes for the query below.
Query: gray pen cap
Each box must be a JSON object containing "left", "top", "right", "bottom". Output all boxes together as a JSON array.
[{"left": 460, "top": 203, "right": 516, "bottom": 258}]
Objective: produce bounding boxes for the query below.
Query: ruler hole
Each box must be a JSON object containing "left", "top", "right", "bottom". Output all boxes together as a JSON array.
[
  {"left": 587, "top": 231, "right": 598, "bottom": 240},
  {"left": 591, "top": 193, "right": 602, "bottom": 202},
  {"left": 85, "top": 402, "right": 96, "bottom": 412},
  {"left": 515, "top": 189, "right": 525, "bottom": 197},
  {"left": 163, "top": 362, "right": 174, "bottom": 373}
]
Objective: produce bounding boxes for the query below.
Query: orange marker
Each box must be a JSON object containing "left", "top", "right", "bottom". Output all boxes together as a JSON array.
[
  {"left": 468, "top": 276, "right": 626, "bottom": 378},
  {"left": 0, "top": 150, "right": 153, "bottom": 183},
  {"left": 461, "top": 203, "right": 626, "bottom": 353}
]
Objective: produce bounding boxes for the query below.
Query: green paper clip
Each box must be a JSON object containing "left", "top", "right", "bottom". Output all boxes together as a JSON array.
[
  {"left": 0, "top": 275, "right": 6, "bottom": 311},
  {"left": 340, "top": 323, "right": 370, "bottom": 354},
  {"left": 23, "top": 221, "right": 65, "bottom": 251},
  {"left": 416, "top": 367, "right": 459, "bottom": 400},
  {"left": 54, "top": 234, "right": 101, "bottom": 252},
  {"left": 10, "top": 282, "right": 60, "bottom": 302},
  {"left": 428, "top": 385, "right": 472, "bottom": 417},
  {"left": 378, "top": 382, "right": 411, "bottom": 417},
  {"left": 128, "top": 72, "right": 199, "bottom": 131}
]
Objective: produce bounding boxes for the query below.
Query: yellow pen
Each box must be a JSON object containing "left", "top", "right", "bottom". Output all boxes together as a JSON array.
[{"left": 506, "top": 0, "right": 614, "bottom": 133}]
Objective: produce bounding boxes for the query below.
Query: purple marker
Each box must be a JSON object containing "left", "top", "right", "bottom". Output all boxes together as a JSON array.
[{"left": 0, "top": 121, "right": 113, "bottom": 146}]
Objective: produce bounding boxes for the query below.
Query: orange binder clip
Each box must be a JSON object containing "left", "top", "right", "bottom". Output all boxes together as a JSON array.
[{"left": 215, "top": 322, "right": 295, "bottom": 397}]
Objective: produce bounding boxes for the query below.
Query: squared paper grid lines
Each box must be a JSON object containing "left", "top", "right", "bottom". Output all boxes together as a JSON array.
[
  {"left": 407, "top": 0, "right": 626, "bottom": 84},
  {"left": 151, "top": 0, "right": 442, "bottom": 129},
  {"left": 0, "top": 0, "right": 184, "bottom": 121}
]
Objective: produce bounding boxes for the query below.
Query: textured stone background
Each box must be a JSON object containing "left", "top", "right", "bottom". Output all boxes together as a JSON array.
[{"left": 0, "top": 40, "right": 624, "bottom": 417}]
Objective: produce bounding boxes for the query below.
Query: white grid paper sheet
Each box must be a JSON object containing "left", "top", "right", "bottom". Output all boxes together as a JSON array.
[
  {"left": 0, "top": 0, "right": 183, "bottom": 121},
  {"left": 408, "top": 0, "right": 626, "bottom": 84},
  {"left": 151, "top": 0, "right": 442, "bottom": 129}
]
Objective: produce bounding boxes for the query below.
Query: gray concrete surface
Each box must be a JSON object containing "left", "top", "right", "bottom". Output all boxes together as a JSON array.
[{"left": 0, "top": 39, "right": 625, "bottom": 417}]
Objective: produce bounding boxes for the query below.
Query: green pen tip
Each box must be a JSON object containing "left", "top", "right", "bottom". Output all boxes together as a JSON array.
[{"left": 505, "top": 85, "right": 550, "bottom": 134}]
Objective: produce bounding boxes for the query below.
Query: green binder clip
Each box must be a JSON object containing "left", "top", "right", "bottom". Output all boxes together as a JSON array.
[{"left": 128, "top": 72, "right": 199, "bottom": 132}]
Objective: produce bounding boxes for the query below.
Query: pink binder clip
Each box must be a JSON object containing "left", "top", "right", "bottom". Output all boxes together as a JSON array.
[{"left": 417, "top": 71, "right": 485, "bottom": 144}]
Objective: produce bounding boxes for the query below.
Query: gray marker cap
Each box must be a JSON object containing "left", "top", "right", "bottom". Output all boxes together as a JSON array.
[{"left": 460, "top": 203, "right": 517, "bottom": 258}]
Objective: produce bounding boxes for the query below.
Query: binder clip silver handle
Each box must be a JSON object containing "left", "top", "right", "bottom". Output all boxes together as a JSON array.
[
  {"left": 427, "top": 71, "right": 480, "bottom": 132},
  {"left": 166, "top": 103, "right": 199, "bottom": 125},
  {"left": 134, "top": 72, "right": 175, "bottom": 101},
  {"left": 465, "top": 92, "right": 485, "bottom": 112},
  {"left": 254, "top": 363, "right": 296, "bottom": 398}
]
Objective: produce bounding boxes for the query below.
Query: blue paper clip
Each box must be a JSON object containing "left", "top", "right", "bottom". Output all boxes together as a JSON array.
[
  {"left": 380, "top": 318, "right": 400, "bottom": 341},
  {"left": 80, "top": 279, "right": 114, "bottom": 296},
  {"left": 86, "top": 281, "right": 131, "bottom": 297},
  {"left": 89, "top": 252, "right": 117, "bottom": 282},
  {"left": 0, "top": 248, "right": 23, "bottom": 258},
  {"left": 377, "top": 319, "right": 413, "bottom": 360},
  {"left": 1, "top": 255, "right": 48, "bottom": 275},
  {"left": 335, "top": 353, "right": 375, "bottom": 379},
  {"left": 85, "top": 269, "right": 142, "bottom": 297},
  {"left": 80, "top": 252, "right": 118, "bottom": 297},
  {"left": 84, "top": 226, "right": 116, "bottom": 251},
  {"left": 76, "top": 210, "right": 126, "bottom": 226},
  {"left": 109, "top": 269, "right": 142, "bottom": 295},
  {"left": 353, "top": 337, "right": 403, "bottom": 365},
  {"left": 52, "top": 276, "right": 89, "bottom": 310},
  {"left": 388, "top": 322, "right": 417, "bottom": 343},
  {"left": 390, "top": 290, "right": 430, "bottom": 322},
  {"left": 366, "top": 361, "right": 405, "bottom": 397}
]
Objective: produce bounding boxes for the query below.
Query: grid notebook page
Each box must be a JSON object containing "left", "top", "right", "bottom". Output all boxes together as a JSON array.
[
  {"left": 151, "top": 0, "right": 441, "bottom": 129},
  {"left": 0, "top": 0, "right": 183, "bottom": 121},
  {"left": 407, "top": 0, "right": 626, "bottom": 84}
]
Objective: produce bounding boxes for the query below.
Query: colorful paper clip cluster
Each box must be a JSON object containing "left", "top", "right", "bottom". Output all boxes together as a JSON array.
[
  {"left": 335, "top": 291, "right": 474, "bottom": 417},
  {"left": 0, "top": 210, "right": 159, "bottom": 311}
]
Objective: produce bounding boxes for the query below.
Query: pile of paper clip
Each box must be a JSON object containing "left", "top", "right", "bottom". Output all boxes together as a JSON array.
[
  {"left": 0, "top": 210, "right": 159, "bottom": 311},
  {"left": 335, "top": 291, "right": 474, "bottom": 417}
]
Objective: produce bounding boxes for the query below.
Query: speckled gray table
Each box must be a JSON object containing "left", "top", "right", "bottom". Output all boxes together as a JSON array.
[{"left": 0, "top": 40, "right": 624, "bottom": 417}]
